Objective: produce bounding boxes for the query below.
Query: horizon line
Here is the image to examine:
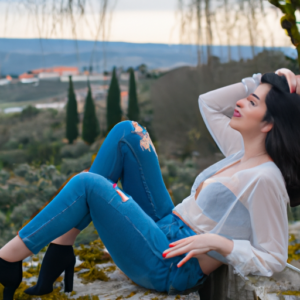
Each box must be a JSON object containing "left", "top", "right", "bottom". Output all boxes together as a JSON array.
[{"left": 0, "top": 37, "right": 293, "bottom": 48}]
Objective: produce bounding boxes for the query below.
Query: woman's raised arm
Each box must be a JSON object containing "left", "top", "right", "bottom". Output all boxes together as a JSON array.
[{"left": 198, "top": 74, "right": 261, "bottom": 157}]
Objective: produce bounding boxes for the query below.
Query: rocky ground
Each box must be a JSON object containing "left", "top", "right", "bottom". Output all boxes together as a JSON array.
[{"left": 0, "top": 238, "right": 199, "bottom": 300}]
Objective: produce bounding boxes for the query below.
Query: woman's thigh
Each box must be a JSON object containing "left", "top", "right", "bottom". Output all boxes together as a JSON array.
[
  {"left": 77, "top": 173, "right": 203, "bottom": 293},
  {"left": 89, "top": 120, "right": 174, "bottom": 222}
]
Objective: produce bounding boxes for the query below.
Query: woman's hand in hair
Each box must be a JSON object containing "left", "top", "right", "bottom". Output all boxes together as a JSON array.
[
  {"left": 162, "top": 233, "right": 233, "bottom": 268},
  {"left": 275, "top": 68, "right": 297, "bottom": 93},
  {"left": 295, "top": 75, "right": 300, "bottom": 95}
]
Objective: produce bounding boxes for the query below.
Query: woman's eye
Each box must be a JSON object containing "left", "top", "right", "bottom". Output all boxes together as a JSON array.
[{"left": 250, "top": 101, "right": 255, "bottom": 106}]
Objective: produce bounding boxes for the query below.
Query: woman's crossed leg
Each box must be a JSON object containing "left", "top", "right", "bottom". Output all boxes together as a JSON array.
[{"left": 1, "top": 121, "right": 202, "bottom": 292}]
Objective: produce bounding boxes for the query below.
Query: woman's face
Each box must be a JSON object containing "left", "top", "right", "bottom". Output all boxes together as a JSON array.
[{"left": 229, "top": 83, "right": 273, "bottom": 136}]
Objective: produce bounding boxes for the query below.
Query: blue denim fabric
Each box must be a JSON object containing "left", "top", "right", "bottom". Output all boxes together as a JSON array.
[{"left": 18, "top": 120, "right": 205, "bottom": 292}]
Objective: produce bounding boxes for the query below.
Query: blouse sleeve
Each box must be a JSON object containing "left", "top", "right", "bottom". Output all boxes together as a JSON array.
[
  {"left": 198, "top": 74, "right": 261, "bottom": 157},
  {"left": 225, "top": 176, "right": 289, "bottom": 277}
]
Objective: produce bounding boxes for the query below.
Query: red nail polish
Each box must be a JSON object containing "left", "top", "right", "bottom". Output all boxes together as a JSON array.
[
  {"left": 113, "top": 183, "right": 117, "bottom": 189},
  {"left": 169, "top": 244, "right": 175, "bottom": 247},
  {"left": 162, "top": 252, "right": 169, "bottom": 258}
]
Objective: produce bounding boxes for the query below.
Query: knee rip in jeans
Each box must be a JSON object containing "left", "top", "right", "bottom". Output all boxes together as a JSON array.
[{"left": 131, "top": 121, "right": 157, "bottom": 157}]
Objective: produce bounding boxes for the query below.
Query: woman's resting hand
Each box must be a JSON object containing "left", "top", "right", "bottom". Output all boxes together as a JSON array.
[{"left": 162, "top": 233, "right": 234, "bottom": 268}]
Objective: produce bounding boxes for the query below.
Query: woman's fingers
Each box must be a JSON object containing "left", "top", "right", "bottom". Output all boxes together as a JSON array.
[
  {"left": 163, "top": 243, "right": 192, "bottom": 258},
  {"left": 275, "top": 68, "right": 297, "bottom": 93},
  {"left": 169, "top": 236, "right": 192, "bottom": 247},
  {"left": 295, "top": 75, "right": 300, "bottom": 95},
  {"left": 177, "top": 251, "right": 196, "bottom": 267},
  {"left": 162, "top": 236, "right": 195, "bottom": 256}
]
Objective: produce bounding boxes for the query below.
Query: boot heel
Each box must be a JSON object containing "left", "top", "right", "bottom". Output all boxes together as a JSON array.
[
  {"left": 3, "top": 286, "right": 18, "bottom": 300},
  {"left": 64, "top": 264, "right": 74, "bottom": 292}
]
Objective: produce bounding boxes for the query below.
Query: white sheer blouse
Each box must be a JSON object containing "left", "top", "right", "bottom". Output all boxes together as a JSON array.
[{"left": 173, "top": 74, "right": 289, "bottom": 278}]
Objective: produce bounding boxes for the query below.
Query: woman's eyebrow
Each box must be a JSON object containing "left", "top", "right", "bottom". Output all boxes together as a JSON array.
[{"left": 251, "top": 93, "right": 260, "bottom": 100}]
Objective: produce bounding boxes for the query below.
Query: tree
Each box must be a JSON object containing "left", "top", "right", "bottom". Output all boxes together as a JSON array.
[
  {"left": 106, "top": 67, "right": 122, "bottom": 132},
  {"left": 82, "top": 82, "right": 100, "bottom": 144},
  {"left": 268, "top": 0, "right": 300, "bottom": 71},
  {"left": 66, "top": 76, "right": 79, "bottom": 144},
  {"left": 127, "top": 68, "right": 140, "bottom": 122}
]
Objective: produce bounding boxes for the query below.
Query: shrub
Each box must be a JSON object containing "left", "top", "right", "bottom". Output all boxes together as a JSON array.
[
  {"left": 0, "top": 149, "right": 27, "bottom": 167},
  {"left": 20, "top": 105, "right": 40, "bottom": 119},
  {"left": 40, "top": 186, "right": 57, "bottom": 202},
  {"left": 51, "top": 173, "right": 67, "bottom": 189},
  {"left": 0, "top": 169, "right": 10, "bottom": 184},
  {"left": 39, "top": 164, "right": 57, "bottom": 180},
  {"left": 2, "top": 138, "right": 19, "bottom": 150},
  {"left": 10, "top": 198, "right": 44, "bottom": 228},
  {"left": 0, "top": 187, "right": 12, "bottom": 210},
  {"left": 13, "top": 163, "right": 31, "bottom": 177},
  {"left": 60, "top": 153, "right": 92, "bottom": 176},
  {"left": 25, "top": 170, "right": 39, "bottom": 183},
  {"left": 60, "top": 140, "right": 90, "bottom": 158},
  {"left": 0, "top": 211, "right": 6, "bottom": 231}
]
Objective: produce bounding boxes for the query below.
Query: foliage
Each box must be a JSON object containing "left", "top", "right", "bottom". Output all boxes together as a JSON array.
[
  {"left": 82, "top": 82, "right": 100, "bottom": 144},
  {"left": 160, "top": 157, "right": 199, "bottom": 205},
  {"left": 127, "top": 68, "right": 140, "bottom": 122},
  {"left": 66, "top": 75, "right": 79, "bottom": 144},
  {"left": 60, "top": 140, "right": 90, "bottom": 158},
  {"left": 73, "top": 239, "right": 112, "bottom": 284},
  {"left": 268, "top": 0, "right": 300, "bottom": 71},
  {"left": 20, "top": 105, "right": 40, "bottom": 119},
  {"left": 13, "top": 163, "right": 31, "bottom": 177},
  {"left": 288, "top": 234, "right": 300, "bottom": 263},
  {"left": 60, "top": 152, "right": 92, "bottom": 176},
  {"left": 0, "top": 169, "right": 10, "bottom": 184},
  {"left": 106, "top": 67, "right": 122, "bottom": 133},
  {"left": 10, "top": 198, "right": 45, "bottom": 228}
]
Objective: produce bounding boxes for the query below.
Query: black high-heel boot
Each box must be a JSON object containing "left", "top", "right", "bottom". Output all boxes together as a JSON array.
[
  {"left": 0, "top": 257, "right": 23, "bottom": 300},
  {"left": 24, "top": 243, "right": 76, "bottom": 295}
]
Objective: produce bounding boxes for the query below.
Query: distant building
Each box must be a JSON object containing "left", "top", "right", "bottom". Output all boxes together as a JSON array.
[
  {"left": 19, "top": 66, "right": 79, "bottom": 80},
  {"left": 35, "top": 103, "right": 66, "bottom": 110},
  {"left": 3, "top": 107, "right": 24, "bottom": 114},
  {"left": 19, "top": 73, "right": 35, "bottom": 80}
]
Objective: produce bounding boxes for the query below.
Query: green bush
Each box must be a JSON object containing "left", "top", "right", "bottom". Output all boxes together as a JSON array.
[
  {"left": 0, "top": 187, "right": 12, "bottom": 210},
  {"left": 10, "top": 186, "right": 38, "bottom": 206},
  {"left": 13, "top": 163, "right": 31, "bottom": 177},
  {"left": 2, "top": 138, "right": 19, "bottom": 150},
  {"left": 39, "top": 164, "right": 57, "bottom": 180},
  {"left": 0, "top": 211, "right": 6, "bottom": 231},
  {"left": 60, "top": 152, "right": 92, "bottom": 176},
  {"left": 25, "top": 170, "right": 39, "bottom": 183},
  {"left": 60, "top": 140, "right": 90, "bottom": 158},
  {"left": 0, "top": 149, "right": 27, "bottom": 167},
  {"left": 0, "top": 169, "right": 10, "bottom": 184},
  {"left": 10, "top": 198, "right": 44, "bottom": 228},
  {"left": 51, "top": 173, "right": 67, "bottom": 189},
  {"left": 20, "top": 105, "right": 40, "bottom": 119},
  {"left": 26, "top": 141, "right": 62, "bottom": 165},
  {"left": 40, "top": 186, "right": 57, "bottom": 202}
]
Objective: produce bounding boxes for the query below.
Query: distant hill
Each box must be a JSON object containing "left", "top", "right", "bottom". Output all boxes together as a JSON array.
[
  {"left": 0, "top": 38, "right": 296, "bottom": 76},
  {"left": 150, "top": 50, "right": 294, "bottom": 159}
]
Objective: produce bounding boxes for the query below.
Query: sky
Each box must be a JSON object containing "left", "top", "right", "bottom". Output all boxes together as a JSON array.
[{"left": 0, "top": 0, "right": 292, "bottom": 47}]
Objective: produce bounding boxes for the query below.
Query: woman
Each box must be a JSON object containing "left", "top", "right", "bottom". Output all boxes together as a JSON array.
[{"left": 0, "top": 68, "right": 299, "bottom": 300}]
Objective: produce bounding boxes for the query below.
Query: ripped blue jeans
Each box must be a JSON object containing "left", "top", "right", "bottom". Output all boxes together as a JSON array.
[{"left": 18, "top": 120, "right": 205, "bottom": 293}]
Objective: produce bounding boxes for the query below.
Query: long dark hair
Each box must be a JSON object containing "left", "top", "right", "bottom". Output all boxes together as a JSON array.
[{"left": 261, "top": 73, "right": 300, "bottom": 207}]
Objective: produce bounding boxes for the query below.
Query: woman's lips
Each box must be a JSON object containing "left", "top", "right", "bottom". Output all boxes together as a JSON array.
[{"left": 233, "top": 109, "right": 241, "bottom": 117}]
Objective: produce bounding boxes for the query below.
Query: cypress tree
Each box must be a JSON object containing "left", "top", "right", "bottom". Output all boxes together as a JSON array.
[
  {"left": 82, "top": 82, "right": 100, "bottom": 144},
  {"left": 127, "top": 68, "right": 139, "bottom": 122},
  {"left": 106, "top": 67, "right": 122, "bottom": 132},
  {"left": 66, "top": 75, "right": 79, "bottom": 144}
]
